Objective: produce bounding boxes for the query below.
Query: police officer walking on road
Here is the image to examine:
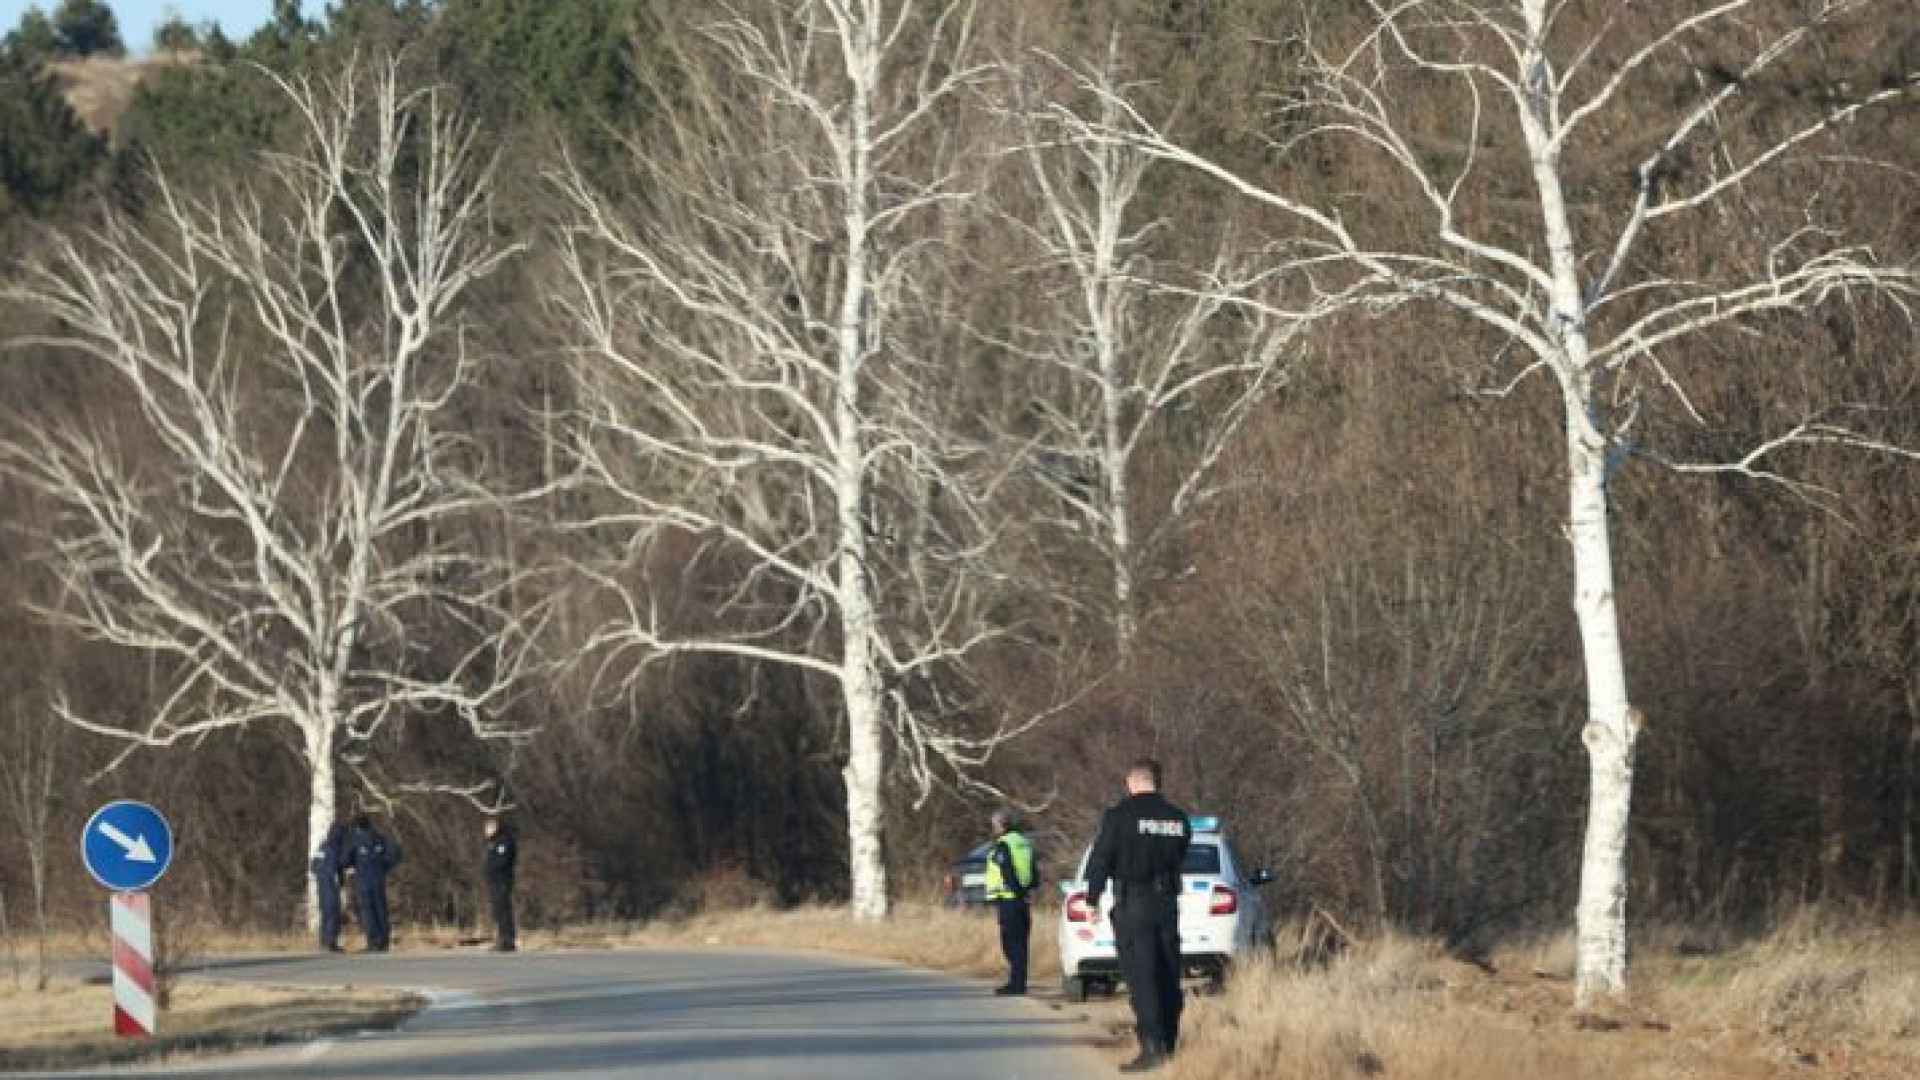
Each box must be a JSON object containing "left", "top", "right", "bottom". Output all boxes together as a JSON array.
[
  {"left": 310, "top": 820, "right": 345, "bottom": 953},
  {"left": 343, "top": 814, "right": 398, "bottom": 952},
  {"left": 985, "top": 808, "right": 1035, "bottom": 995},
  {"left": 1085, "top": 758, "right": 1192, "bottom": 1074},
  {"left": 484, "top": 815, "right": 518, "bottom": 952}
]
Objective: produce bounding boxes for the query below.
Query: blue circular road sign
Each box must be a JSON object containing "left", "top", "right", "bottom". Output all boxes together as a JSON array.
[{"left": 82, "top": 800, "right": 174, "bottom": 892}]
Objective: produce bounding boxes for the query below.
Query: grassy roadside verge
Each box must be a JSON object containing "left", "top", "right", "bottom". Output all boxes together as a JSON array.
[
  {"left": 552, "top": 903, "right": 1920, "bottom": 1080},
  {"left": 1163, "top": 915, "right": 1920, "bottom": 1080},
  {"left": 0, "top": 978, "right": 422, "bottom": 1074}
]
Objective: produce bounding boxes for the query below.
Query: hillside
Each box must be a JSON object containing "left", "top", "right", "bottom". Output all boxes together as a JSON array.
[{"left": 49, "top": 54, "right": 191, "bottom": 134}]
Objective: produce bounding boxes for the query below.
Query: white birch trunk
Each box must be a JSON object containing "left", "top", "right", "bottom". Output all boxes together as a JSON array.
[
  {"left": 1564, "top": 394, "right": 1637, "bottom": 1006},
  {"left": 1095, "top": 286, "right": 1136, "bottom": 660},
  {"left": 838, "top": 318, "right": 891, "bottom": 920},
  {"left": 303, "top": 722, "right": 339, "bottom": 935},
  {"left": 1517, "top": 1, "right": 1637, "bottom": 1004},
  {"left": 836, "top": 16, "right": 889, "bottom": 919},
  {"left": 840, "top": 609, "right": 890, "bottom": 919},
  {"left": 1084, "top": 110, "right": 1135, "bottom": 659}
]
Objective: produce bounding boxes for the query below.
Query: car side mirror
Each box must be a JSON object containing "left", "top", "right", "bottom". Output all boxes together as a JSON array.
[{"left": 1249, "top": 868, "right": 1275, "bottom": 887}]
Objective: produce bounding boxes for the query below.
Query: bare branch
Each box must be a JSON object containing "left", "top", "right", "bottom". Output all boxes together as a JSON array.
[{"left": 1, "top": 55, "right": 532, "bottom": 931}]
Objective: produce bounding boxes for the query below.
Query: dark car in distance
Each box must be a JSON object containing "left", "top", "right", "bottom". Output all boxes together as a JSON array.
[
  {"left": 942, "top": 830, "right": 1061, "bottom": 907},
  {"left": 942, "top": 841, "right": 993, "bottom": 906}
]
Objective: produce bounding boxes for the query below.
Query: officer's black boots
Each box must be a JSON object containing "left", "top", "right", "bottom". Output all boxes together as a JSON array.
[
  {"left": 992, "top": 983, "right": 1024, "bottom": 996},
  {"left": 1119, "top": 1037, "right": 1173, "bottom": 1073}
]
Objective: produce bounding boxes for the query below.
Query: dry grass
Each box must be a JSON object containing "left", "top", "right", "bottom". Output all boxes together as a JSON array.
[
  {"left": 1659, "top": 911, "right": 1920, "bottom": 1063},
  {"left": 1161, "top": 916, "right": 1920, "bottom": 1080},
  {"left": 49, "top": 55, "right": 198, "bottom": 134},
  {"left": 0, "top": 976, "right": 419, "bottom": 1073},
  {"left": 1164, "top": 935, "right": 1530, "bottom": 1080},
  {"left": 2, "top": 923, "right": 314, "bottom": 967},
  {"left": 546, "top": 899, "right": 1065, "bottom": 985}
]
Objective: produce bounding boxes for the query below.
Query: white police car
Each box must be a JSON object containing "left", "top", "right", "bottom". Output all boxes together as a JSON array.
[{"left": 1056, "top": 815, "right": 1274, "bottom": 1001}]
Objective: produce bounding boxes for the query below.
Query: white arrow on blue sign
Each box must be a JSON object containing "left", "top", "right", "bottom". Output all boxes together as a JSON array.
[{"left": 82, "top": 800, "right": 174, "bottom": 892}]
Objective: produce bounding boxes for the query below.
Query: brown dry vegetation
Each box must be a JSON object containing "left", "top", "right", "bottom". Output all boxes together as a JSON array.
[
  {"left": 1163, "top": 916, "right": 1920, "bottom": 1080},
  {"left": 0, "top": 976, "right": 419, "bottom": 1073},
  {"left": 47, "top": 56, "right": 191, "bottom": 134}
]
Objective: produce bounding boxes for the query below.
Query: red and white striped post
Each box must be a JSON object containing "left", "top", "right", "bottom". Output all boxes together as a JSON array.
[{"left": 111, "top": 891, "right": 157, "bottom": 1037}]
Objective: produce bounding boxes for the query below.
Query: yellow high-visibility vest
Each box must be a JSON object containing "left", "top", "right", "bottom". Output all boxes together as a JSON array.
[{"left": 984, "top": 831, "right": 1034, "bottom": 900}]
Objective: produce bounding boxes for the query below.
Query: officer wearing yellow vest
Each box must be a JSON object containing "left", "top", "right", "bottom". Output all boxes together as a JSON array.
[{"left": 985, "top": 808, "right": 1036, "bottom": 995}]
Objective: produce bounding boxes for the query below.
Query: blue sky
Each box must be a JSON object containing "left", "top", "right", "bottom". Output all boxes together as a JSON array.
[{"left": 2, "top": 1, "right": 277, "bottom": 54}]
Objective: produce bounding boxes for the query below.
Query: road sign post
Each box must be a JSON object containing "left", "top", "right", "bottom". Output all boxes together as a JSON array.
[
  {"left": 111, "top": 891, "right": 157, "bottom": 1037},
  {"left": 83, "top": 801, "right": 174, "bottom": 1039}
]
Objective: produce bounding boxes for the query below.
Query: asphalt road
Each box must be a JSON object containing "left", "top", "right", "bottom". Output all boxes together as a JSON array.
[{"left": 43, "top": 947, "right": 1112, "bottom": 1080}]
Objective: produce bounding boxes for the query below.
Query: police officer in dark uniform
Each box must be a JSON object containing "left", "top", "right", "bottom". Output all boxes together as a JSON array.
[
  {"left": 1085, "top": 758, "right": 1192, "bottom": 1074},
  {"left": 342, "top": 814, "right": 398, "bottom": 952},
  {"left": 483, "top": 816, "right": 517, "bottom": 952},
  {"left": 310, "top": 820, "right": 345, "bottom": 952},
  {"left": 984, "top": 808, "right": 1034, "bottom": 995}
]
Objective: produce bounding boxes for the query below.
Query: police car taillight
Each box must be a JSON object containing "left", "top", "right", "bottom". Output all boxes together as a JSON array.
[
  {"left": 1208, "top": 884, "right": 1237, "bottom": 916},
  {"left": 1065, "top": 891, "right": 1093, "bottom": 922}
]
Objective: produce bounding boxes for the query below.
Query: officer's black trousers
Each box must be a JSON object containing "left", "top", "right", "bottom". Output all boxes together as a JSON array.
[
  {"left": 1114, "top": 898, "right": 1183, "bottom": 1056},
  {"left": 356, "top": 879, "right": 390, "bottom": 950},
  {"left": 313, "top": 870, "right": 340, "bottom": 949},
  {"left": 489, "top": 875, "right": 516, "bottom": 949},
  {"left": 994, "top": 898, "right": 1030, "bottom": 991}
]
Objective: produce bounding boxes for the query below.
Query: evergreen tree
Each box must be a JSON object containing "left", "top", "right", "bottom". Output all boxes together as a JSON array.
[
  {"left": 51, "top": 0, "right": 123, "bottom": 58},
  {"left": 113, "top": 60, "right": 291, "bottom": 192},
  {"left": 0, "top": 46, "right": 102, "bottom": 238},
  {"left": 433, "top": 0, "right": 653, "bottom": 183},
  {"left": 247, "top": 0, "right": 319, "bottom": 70},
  {"left": 153, "top": 17, "right": 200, "bottom": 55},
  {"left": 4, "top": 7, "right": 61, "bottom": 64},
  {"left": 113, "top": 0, "right": 318, "bottom": 191}
]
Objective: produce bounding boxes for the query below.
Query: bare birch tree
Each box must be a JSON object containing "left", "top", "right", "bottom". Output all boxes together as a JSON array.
[
  {"left": 1086, "top": 0, "right": 1918, "bottom": 1002},
  {"left": 0, "top": 57, "right": 536, "bottom": 932},
  {"left": 1012, "top": 42, "right": 1322, "bottom": 659},
  {"left": 0, "top": 700, "right": 61, "bottom": 989},
  {"left": 552, "top": 1, "right": 1026, "bottom": 919}
]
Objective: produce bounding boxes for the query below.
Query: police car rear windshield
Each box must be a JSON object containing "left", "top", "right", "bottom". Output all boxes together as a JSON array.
[{"left": 1182, "top": 843, "right": 1220, "bottom": 875}]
